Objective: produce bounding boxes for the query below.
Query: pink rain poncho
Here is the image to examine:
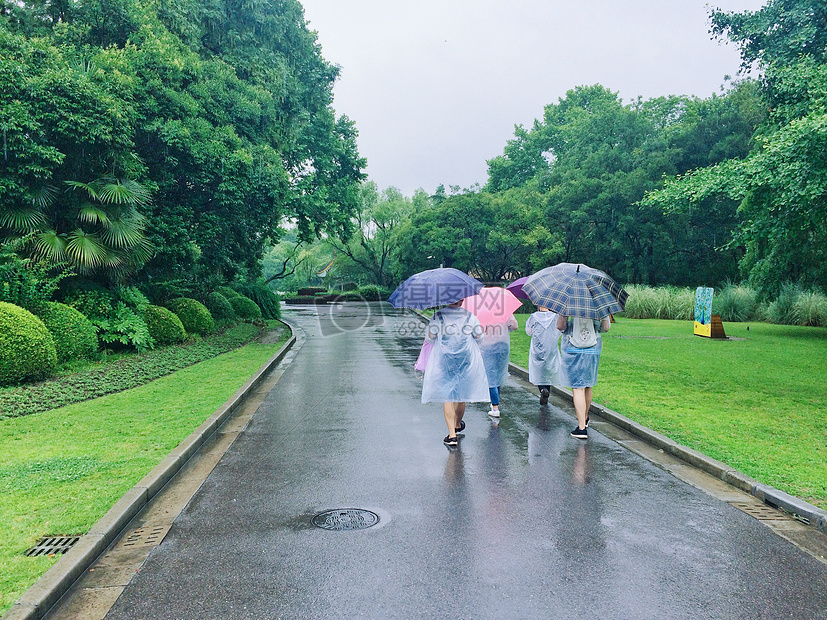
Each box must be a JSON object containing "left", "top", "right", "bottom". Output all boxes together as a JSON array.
[
  {"left": 525, "top": 310, "right": 561, "bottom": 386},
  {"left": 421, "top": 307, "right": 490, "bottom": 404}
]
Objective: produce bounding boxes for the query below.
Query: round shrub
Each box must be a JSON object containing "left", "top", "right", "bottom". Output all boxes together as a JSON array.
[
  {"left": 167, "top": 297, "right": 215, "bottom": 335},
  {"left": 234, "top": 282, "right": 281, "bottom": 319},
  {"left": 143, "top": 304, "right": 186, "bottom": 345},
  {"left": 37, "top": 301, "right": 98, "bottom": 363},
  {"left": 0, "top": 301, "right": 57, "bottom": 385},
  {"left": 205, "top": 291, "right": 236, "bottom": 322},
  {"left": 229, "top": 295, "right": 262, "bottom": 321},
  {"left": 216, "top": 285, "right": 241, "bottom": 299}
]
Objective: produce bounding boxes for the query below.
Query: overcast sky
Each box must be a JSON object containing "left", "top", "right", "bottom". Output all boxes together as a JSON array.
[{"left": 299, "top": 0, "right": 767, "bottom": 196}]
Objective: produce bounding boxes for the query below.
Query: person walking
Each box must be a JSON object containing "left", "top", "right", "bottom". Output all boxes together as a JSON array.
[
  {"left": 479, "top": 315, "right": 518, "bottom": 418},
  {"left": 525, "top": 306, "right": 561, "bottom": 405},
  {"left": 556, "top": 314, "right": 611, "bottom": 439},
  {"left": 422, "top": 300, "right": 490, "bottom": 446}
]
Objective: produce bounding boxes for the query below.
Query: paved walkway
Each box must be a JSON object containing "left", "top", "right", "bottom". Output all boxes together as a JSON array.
[{"left": 50, "top": 305, "right": 827, "bottom": 619}]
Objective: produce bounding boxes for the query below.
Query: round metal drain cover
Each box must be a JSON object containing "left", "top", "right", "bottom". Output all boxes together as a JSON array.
[{"left": 312, "top": 509, "right": 379, "bottom": 531}]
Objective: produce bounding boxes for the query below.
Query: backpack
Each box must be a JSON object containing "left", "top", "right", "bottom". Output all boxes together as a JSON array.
[{"left": 569, "top": 317, "right": 598, "bottom": 348}]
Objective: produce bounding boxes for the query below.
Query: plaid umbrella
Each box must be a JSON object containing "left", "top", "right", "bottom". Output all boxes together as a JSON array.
[
  {"left": 522, "top": 263, "right": 628, "bottom": 319},
  {"left": 388, "top": 267, "right": 484, "bottom": 309}
]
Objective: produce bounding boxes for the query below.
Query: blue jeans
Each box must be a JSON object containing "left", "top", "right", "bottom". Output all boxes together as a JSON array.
[{"left": 489, "top": 387, "right": 500, "bottom": 406}]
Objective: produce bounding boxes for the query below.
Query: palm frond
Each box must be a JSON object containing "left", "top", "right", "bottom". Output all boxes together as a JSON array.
[
  {"left": 78, "top": 203, "right": 111, "bottom": 225},
  {"left": 65, "top": 180, "right": 97, "bottom": 200},
  {"left": 99, "top": 218, "right": 143, "bottom": 248},
  {"left": 65, "top": 229, "right": 106, "bottom": 269},
  {"left": 0, "top": 207, "right": 47, "bottom": 231},
  {"left": 27, "top": 185, "right": 59, "bottom": 209},
  {"left": 33, "top": 230, "right": 67, "bottom": 262}
]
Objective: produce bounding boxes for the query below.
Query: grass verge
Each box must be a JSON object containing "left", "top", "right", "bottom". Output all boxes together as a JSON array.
[
  {"left": 511, "top": 316, "right": 827, "bottom": 511},
  {"left": 0, "top": 326, "right": 289, "bottom": 615}
]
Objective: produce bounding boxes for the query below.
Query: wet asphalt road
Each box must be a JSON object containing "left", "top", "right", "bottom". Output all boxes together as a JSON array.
[{"left": 105, "top": 304, "right": 827, "bottom": 620}]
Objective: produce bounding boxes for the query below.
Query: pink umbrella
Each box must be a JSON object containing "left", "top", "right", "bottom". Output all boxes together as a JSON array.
[
  {"left": 462, "top": 287, "right": 523, "bottom": 326},
  {"left": 506, "top": 276, "right": 530, "bottom": 300}
]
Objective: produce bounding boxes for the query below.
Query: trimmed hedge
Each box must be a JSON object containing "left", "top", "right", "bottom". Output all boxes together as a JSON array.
[
  {"left": 37, "top": 302, "right": 98, "bottom": 363},
  {"left": 143, "top": 304, "right": 186, "bottom": 345},
  {"left": 229, "top": 295, "right": 262, "bottom": 320},
  {"left": 0, "top": 301, "right": 57, "bottom": 385},
  {"left": 205, "top": 291, "right": 236, "bottom": 322},
  {"left": 234, "top": 282, "right": 281, "bottom": 319},
  {"left": 167, "top": 297, "right": 215, "bottom": 335},
  {"left": 0, "top": 323, "right": 267, "bottom": 419},
  {"left": 216, "top": 286, "right": 241, "bottom": 299}
]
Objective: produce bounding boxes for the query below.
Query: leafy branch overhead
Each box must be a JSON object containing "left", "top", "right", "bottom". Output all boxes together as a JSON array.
[{"left": 0, "top": 0, "right": 366, "bottom": 287}]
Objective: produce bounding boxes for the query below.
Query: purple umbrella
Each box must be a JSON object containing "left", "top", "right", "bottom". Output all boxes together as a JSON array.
[
  {"left": 388, "top": 267, "right": 484, "bottom": 309},
  {"left": 506, "top": 276, "right": 530, "bottom": 300}
]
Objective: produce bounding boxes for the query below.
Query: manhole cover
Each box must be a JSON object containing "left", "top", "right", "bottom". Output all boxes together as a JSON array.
[
  {"left": 24, "top": 536, "right": 81, "bottom": 557},
  {"left": 312, "top": 509, "right": 380, "bottom": 531}
]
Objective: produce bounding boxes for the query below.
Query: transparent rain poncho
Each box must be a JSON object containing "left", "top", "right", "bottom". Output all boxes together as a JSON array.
[
  {"left": 421, "top": 307, "right": 490, "bottom": 404},
  {"left": 480, "top": 316, "right": 518, "bottom": 388},
  {"left": 525, "top": 310, "right": 561, "bottom": 386}
]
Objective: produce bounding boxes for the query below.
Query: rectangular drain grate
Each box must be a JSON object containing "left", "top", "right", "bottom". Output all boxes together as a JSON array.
[
  {"left": 24, "top": 536, "right": 81, "bottom": 557},
  {"left": 731, "top": 502, "right": 790, "bottom": 521},
  {"left": 122, "top": 524, "right": 171, "bottom": 549}
]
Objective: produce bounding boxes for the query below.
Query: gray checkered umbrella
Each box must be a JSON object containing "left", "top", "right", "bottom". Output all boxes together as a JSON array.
[{"left": 522, "top": 263, "right": 628, "bottom": 319}]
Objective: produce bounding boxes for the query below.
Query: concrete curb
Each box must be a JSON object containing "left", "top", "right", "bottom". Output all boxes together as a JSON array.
[
  {"left": 3, "top": 328, "right": 297, "bottom": 620},
  {"left": 411, "top": 308, "right": 827, "bottom": 532},
  {"left": 508, "top": 360, "right": 827, "bottom": 534}
]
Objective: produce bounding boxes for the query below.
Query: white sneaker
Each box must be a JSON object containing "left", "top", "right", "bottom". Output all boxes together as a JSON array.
[{"left": 488, "top": 407, "right": 500, "bottom": 418}]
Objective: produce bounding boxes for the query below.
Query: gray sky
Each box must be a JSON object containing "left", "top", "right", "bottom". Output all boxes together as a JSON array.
[{"left": 300, "top": 0, "right": 766, "bottom": 196}]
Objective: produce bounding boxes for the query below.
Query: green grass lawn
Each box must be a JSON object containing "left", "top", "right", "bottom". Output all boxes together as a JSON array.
[
  {"left": 0, "top": 333, "right": 288, "bottom": 615},
  {"left": 512, "top": 315, "right": 827, "bottom": 510}
]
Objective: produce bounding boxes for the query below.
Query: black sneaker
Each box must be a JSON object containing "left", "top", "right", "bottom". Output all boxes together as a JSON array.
[
  {"left": 585, "top": 415, "right": 590, "bottom": 428},
  {"left": 539, "top": 389, "right": 549, "bottom": 405},
  {"left": 443, "top": 435, "right": 458, "bottom": 446},
  {"left": 455, "top": 420, "right": 466, "bottom": 434},
  {"left": 570, "top": 426, "right": 588, "bottom": 439}
]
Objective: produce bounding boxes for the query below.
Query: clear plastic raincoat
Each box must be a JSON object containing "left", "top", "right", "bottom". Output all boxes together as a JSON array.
[
  {"left": 421, "top": 307, "right": 490, "bottom": 404},
  {"left": 525, "top": 310, "right": 561, "bottom": 386},
  {"left": 480, "top": 316, "right": 518, "bottom": 388}
]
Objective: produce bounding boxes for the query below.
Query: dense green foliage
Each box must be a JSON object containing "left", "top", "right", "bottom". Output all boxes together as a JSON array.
[
  {"left": 204, "top": 291, "right": 235, "bottom": 323},
  {"left": 232, "top": 282, "right": 281, "bottom": 320},
  {"left": 142, "top": 304, "right": 186, "bottom": 345},
  {"left": 0, "top": 323, "right": 264, "bottom": 419},
  {"left": 229, "top": 295, "right": 262, "bottom": 321},
  {"left": 0, "top": 0, "right": 365, "bottom": 291},
  {"left": 0, "top": 302, "right": 57, "bottom": 385},
  {"left": 645, "top": 0, "right": 827, "bottom": 298},
  {"left": 0, "top": 239, "right": 71, "bottom": 313},
  {"left": 167, "top": 297, "right": 214, "bottom": 335},
  {"left": 36, "top": 301, "right": 98, "bottom": 363}
]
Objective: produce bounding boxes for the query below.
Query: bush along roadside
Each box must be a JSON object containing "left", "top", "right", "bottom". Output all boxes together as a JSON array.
[{"left": 0, "top": 322, "right": 270, "bottom": 420}]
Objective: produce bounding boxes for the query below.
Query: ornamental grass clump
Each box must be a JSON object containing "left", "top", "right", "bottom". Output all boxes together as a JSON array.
[
  {"left": 36, "top": 301, "right": 98, "bottom": 363},
  {"left": 0, "top": 302, "right": 57, "bottom": 385},
  {"left": 714, "top": 283, "right": 758, "bottom": 322},
  {"left": 143, "top": 304, "right": 186, "bottom": 345},
  {"left": 766, "top": 283, "right": 802, "bottom": 325},
  {"left": 790, "top": 290, "right": 827, "bottom": 327},
  {"left": 167, "top": 297, "right": 215, "bottom": 335}
]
